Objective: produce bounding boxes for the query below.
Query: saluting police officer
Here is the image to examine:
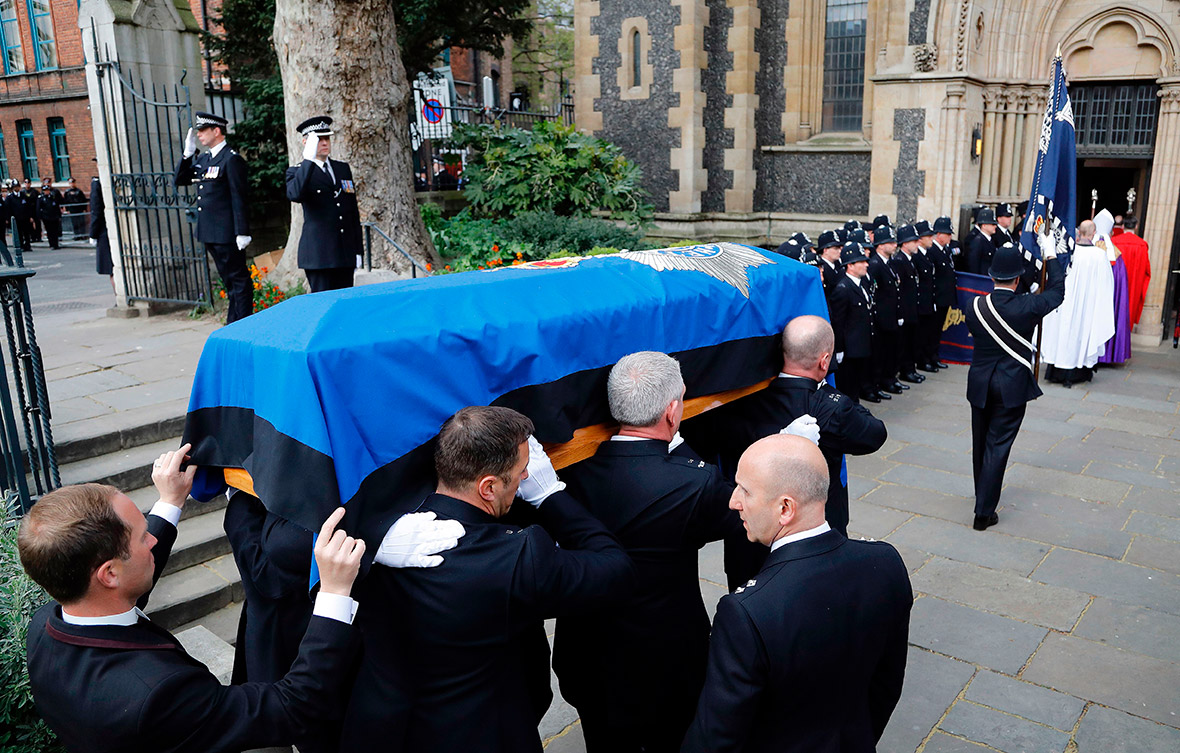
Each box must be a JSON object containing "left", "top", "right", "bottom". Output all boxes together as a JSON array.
[
  {"left": 174, "top": 112, "right": 253, "bottom": 323},
  {"left": 286, "top": 116, "right": 363, "bottom": 293}
]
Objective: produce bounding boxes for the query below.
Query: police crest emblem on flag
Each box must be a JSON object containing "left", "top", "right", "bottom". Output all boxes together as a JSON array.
[{"left": 620, "top": 243, "right": 776, "bottom": 297}]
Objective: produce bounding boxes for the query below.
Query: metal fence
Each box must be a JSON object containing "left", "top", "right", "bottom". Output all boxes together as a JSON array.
[
  {"left": 412, "top": 99, "right": 575, "bottom": 193},
  {"left": 363, "top": 222, "right": 432, "bottom": 278},
  {"left": 61, "top": 202, "right": 91, "bottom": 240},
  {"left": 0, "top": 220, "right": 58, "bottom": 512}
]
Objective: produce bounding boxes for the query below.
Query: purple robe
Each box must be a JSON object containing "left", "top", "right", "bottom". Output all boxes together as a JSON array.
[{"left": 1100, "top": 256, "right": 1132, "bottom": 364}]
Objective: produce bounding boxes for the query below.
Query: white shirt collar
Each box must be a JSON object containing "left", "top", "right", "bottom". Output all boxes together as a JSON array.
[
  {"left": 822, "top": 258, "right": 836, "bottom": 269},
  {"left": 61, "top": 605, "right": 148, "bottom": 627},
  {"left": 610, "top": 434, "right": 650, "bottom": 442},
  {"left": 848, "top": 274, "right": 863, "bottom": 287},
  {"left": 976, "top": 225, "right": 992, "bottom": 239},
  {"left": 770, "top": 521, "right": 831, "bottom": 552},
  {"left": 210, "top": 140, "right": 228, "bottom": 158},
  {"left": 778, "top": 372, "right": 823, "bottom": 390}
]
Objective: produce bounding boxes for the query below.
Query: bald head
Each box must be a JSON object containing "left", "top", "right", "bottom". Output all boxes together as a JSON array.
[
  {"left": 781, "top": 315, "right": 835, "bottom": 380},
  {"left": 1077, "top": 220, "right": 1095, "bottom": 242},
  {"left": 730, "top": 434, "right": 829, "bottom": 545}
]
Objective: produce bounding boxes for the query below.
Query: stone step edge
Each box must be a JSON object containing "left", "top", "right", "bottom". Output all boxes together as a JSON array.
[{"left": 54, "top": 410, "right": 187, "bottom": 466}]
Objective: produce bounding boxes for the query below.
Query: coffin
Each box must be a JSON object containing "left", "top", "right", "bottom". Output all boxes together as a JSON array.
[{"left": 183, "top": 243, "right": 828, "bottom": 542}]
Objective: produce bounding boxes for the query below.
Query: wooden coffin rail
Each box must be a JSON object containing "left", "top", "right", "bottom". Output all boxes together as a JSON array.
[{"left": 222, "top": 377, "right": 775, "bottom": 497}]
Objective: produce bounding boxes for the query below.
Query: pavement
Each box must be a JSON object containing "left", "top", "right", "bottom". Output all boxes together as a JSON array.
[{"left": 26, "top": 242, "right": 1180, "bottom": 753}]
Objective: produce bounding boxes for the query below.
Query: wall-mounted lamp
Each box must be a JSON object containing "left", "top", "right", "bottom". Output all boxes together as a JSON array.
[{"left": 971, "top": 125, "right": 983, "bottom": 163}]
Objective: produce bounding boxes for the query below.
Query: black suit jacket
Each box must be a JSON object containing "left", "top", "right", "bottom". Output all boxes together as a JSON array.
[
  {"left": 965, "top": 257, "right": 1066, "bottom": 409},
  {"left": 344, "top": 491, "right": 635, "bottom": 753},
  {"left": 554, "top": 439, "right": 749, "bottom": 737},
  {"left": 966, "top": 227, "right": 994, "bottom": 275},
  {"left": 174, "top": 145, "right": 250, "bottom": 244},
  {"left": 829, "top": 277, "right": 874, "bottom": 359},
  {"left": 89, "top": 178, "right": 107, "bottom": 239},
  {"left": 866, "top": 253, "right": 899, "bottom": 330},
  {"left": 890, "top": 252, "right": 919, "bottom": 321},
  {"left": 992, "top": 224, "right": 1015, "bottom": 248},
  {"left": 912, "top": 249, "right": 936, "bottom": 314},
  {"left": 26, "top": 513, "right": 354, "bottom": 753},
  {"left": 36, "top": 189, "right": 62, "bottom": 221},
  {"left": 286, "top": 158, "right": 363, "bottom": 269},
  {"left": 929, "top": 240, "right": 957, "bottom": 307},
  {"left": 682, "top": 531, "right": 913, "bottom": 753}
]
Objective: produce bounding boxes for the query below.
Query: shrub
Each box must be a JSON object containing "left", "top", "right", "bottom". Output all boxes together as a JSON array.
[
  {"left": 0, "top": 494, "right": 64, "bottom": 753},
  {"left": 213, "top": 264, "right": 305, "bottom": 314},
  {"left": 449, "top": 121, "right": 653, "bottom": 227},
  {"left": 501, "top": 212, "right": 643, "bottom": 258}
]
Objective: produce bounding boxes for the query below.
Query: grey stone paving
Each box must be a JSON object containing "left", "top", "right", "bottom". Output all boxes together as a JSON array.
[{"left": 30, "top": 251, "right": 1180, "bottom": 752}]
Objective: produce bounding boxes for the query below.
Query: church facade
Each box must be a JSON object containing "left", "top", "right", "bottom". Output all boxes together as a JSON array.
[{"left": 573, "top": 0, "right": 1180, "bottom": 343}]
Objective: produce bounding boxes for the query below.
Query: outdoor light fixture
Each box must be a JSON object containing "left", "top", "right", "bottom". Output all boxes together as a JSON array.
[{"left": 971, "top": 125, "right": 982, "bottom": 163}]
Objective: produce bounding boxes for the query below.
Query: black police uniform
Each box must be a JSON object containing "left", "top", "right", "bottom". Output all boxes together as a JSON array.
[
  {"left": 867, "top": 247, "right": 901, "bottom": 396},
  {"left": 890, "top": 248, "right": 922, "bottom": 380},
  {"left": 928, "top": 237, "right": 957, "bottom": 363},
  {"left": 912, "top": 247, "right": 938, "bottom": 370},
  {"left": 829, "top": 245, "right": 874, "bottom": 403},
  {"left": 816, "top": 231, "right": 843, "bottom": 300},
  {"left": 966, "top": 226, "right": 995, "bottom": 275},
  {"left": 15, "top": 188, "right": 37, "bottom": 253},
  {"left": 555, "top": 438, "right": 749, "bottom": 753},
  {"left": 965, "top": 254, "right": 1066, "bottom": 526},
  {"left": 682, "top": 530, "right": 912, "bottom": 753},
  {"left": 89, "top": 178, "right": 112, "bottom": 276},
  {"left": 173, "top": 113, "right": 252, "bottom": 323},
  {"left": 36, "top": 186, "right": 63, "bottom": 248}
]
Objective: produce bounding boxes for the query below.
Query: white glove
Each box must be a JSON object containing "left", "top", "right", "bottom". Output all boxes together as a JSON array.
[
  {"left": 88, "top": 238, "right": 97, "bottom": 246},
  {"left": 1030, "top": 282, "right": 1040, "bottom": 294},
  {"left": 236, "top": 235, "right": 252, "bottom": 251},
  {"left": 302, "top": 134, "right": 318, "bottom": 162},
  {"left": 183, "top": 128, "right": 199, "bottom": 158},
  {"left": 1037, "top": 231, "right": 1056, "bottom": 260},
  {"left": 374, "top": 511, "right": 465, "bottom": 568},
  {"left": 517, "top": 435, "right": 565, "bottom": 507},
  {"left": 836, "top": 352, "right": 844, "bottom": 364},
  {"left": 780, "top": 414, "right": 820, "bottom": 445},
  {"left": 898, "top": 318, "right": 904, "bottom": 327},
  {"left": 668, "top": 431, "right": 685, "bottom": 453}
]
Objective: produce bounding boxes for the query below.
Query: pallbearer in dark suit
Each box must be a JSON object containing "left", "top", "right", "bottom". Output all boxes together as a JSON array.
[
  {"left": 344, "top": 406, "right": 635, "bottom": 753},
  {"left": 816, "top": 230, "right": 843, "bottom": 300},
  {"left": 966, "top": 206, "right": 998, "bottom": 275},
  {"left": 965, "top": 240, "right": 1065, "bottom": 530},
  {"left": 286, "top": 116, "right": 363, "bottom": 293},
  {"left": 20, "top": 445, "right": 371, "bottom": 753},
  {"left": 891, "top": 224, "right": 924, "bottom": 384},
  {"left": 912, "top": 220, "right": 941, "bottom": 372},
  {"left": 829, "top": 242, "right": 874, "bottom": 403},
  {"left": 555, "top": 351, "right": 753, "bottom": 753},
  {"left": 867, "top": 225, "right": 902, "bottom": 401},
  {"left": 174, "top": 112, "right": 253, "bottom": 323},
  {"left": 929, "top": 216, "right": 958, "bottom": 365},
  {"left": 682, "top": 435, "right": 913, "bottom": 753}
]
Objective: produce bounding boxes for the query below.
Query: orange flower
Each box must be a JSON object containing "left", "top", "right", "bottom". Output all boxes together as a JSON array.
[
  {"left": 515, "top": 251, "right": 523, "bottom": 260},
  {"left": 492, "top": 244, "right": 500, "bottom": 253},
  {"left": 261, "top": 267, "right": 269, "bottom": 274},
  {"left": 445, "top": 265, "right": 451, "bottom": 271},
  {"left": 426, "top": 262, "right": 433, "bottom": 271},
  {"left": 219, "top": 289, "right": 226, "bottom": 299}
]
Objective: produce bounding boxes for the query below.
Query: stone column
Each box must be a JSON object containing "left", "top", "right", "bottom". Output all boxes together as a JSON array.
[
  {"left": 668, "top": 0, "right": 708, "bottom": 213},
  {"left": 723, "top": 0, "right": 759, "bottom": 212},
  {"left": 997, "top": 91, "right": 1016, "bottom": 199},
  {"left": 573, "top": 0, "right": 603, "bottom": 134},
  {"left": 1136, "top": 81, "right": 1180, "bottom": 343},
  {"left": 979, "top": 88, "right": 999, "bottom": 198}
]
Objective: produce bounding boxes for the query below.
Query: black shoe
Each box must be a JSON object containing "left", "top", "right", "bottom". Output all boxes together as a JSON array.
[
  {"left": 899, "top": 372, "right": 924, "bottom": 384},
  {"left": 917, "top": 364, "right": 939, "bottom": 373},
  {"left": 892, "top": 380, "right": 910, "bottom": 391},
  {"left": 882, "top": 383, "right": 903, "bottom": 394},
  {"left": 860, "top": 391, "right": 882, "bottom": 403},
  {"left": 973, "top": 513, "right": 999, "bottom": 531},
  {"left": 877, "top": 390, "right": 892, "bottom": 400},
  {"left": 935, "top": 361, "right": 949, "bottom": 369}
]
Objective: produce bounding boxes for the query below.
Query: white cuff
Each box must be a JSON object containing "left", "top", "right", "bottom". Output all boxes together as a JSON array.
[
  {"left": 147, "top": 501, "right": 182, "bottom": 528},
  {"left": 313, "top": 592, "right": 359, "bottom": 625}
]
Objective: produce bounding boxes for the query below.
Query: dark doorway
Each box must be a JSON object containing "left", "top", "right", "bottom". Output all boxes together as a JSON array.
[{"left": 1076, "top": 159, "right": 1150, "bottom": 226}]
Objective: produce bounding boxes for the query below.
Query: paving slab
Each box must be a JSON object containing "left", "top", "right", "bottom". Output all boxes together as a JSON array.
[
  {"left": 543, "top": 721, "right": 585, "bottom": 752},
  {"left": 48, "top": 368, "right": 142, "bottom": 401},
  {"left": 1072, "top": 598, "right": 1180, "bottom": 665},
  {"left": 938, "top": 700, "right": 1070, "bottom": 753},
  {"left": 90, "top": 374, "right": 198, "bottom": 411},
  {"left": 1019, "top": 415, "right": 1093, "bottom": 439},
  {"left": 1001, "top": 487, "right": 1130, "bottom": 529},
  {"left": 963, "top": 670, "right": 1086, "bottom": 731},
  {"left": 1084, "top": 461, "right": 1179, "bottom": 492},
  {"left": 1120, "top": 486, "right": 1180, "bottom": 519},
  {"left": 877, "top": 647, "right": 976, "bottom": 753},
  {"left": 847, "top": 501, "right": 912, "bottom": 540},
  {"left": 1124, "top": 511, "right": 1180, "bottom": 543},
  {"left": 910, "top": 557, "right": 1090, "bottom": 631},
  {"left": 908, "top": 596, "right": 1047, "bottom": 674},
  {"left": 1022, "top": 634, "right": 1180, "bottom": 727},
  {"left": 848, "top": 474, "right": 879, "bottom": 501},
  {"left": 881, "top": 423, "right": 972, "bottom": 453},
  {"left": 886, "top": 516, "right": 1050, "bottom": 574},
  {"left": 1073, "top": 704, "right": 1180, "bottom": 753},
  {"left": 1084, "top": 428, "right": 1180, "bottom": 458},
  {"left": 998, "top": 509, "right": 1132, "bottom": 559},
  {"left": 885, "top": 444, "right": 973, "bottom": 475},
  {"left": 880, "top": 464, "right": 976, "bottom": 498},
  {"left": 919, "top": 732, "right": 994, "bottom": 753},
  {"left": 1001, "top": 464, "right": 1130, "bottom": 504},
  {"left": 1031, "top": 548, "right": 1180, "bottom": 616},
  {"left": 1124, "top": 534, "right": 1180, "bottom": 575},
  {"left": 861, "top": 484, "right": 970, "bottom": 523}
]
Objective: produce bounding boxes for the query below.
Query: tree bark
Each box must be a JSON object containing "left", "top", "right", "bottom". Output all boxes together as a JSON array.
[{"left": 273, "top": 0, "right": 440, "bottom": 286}]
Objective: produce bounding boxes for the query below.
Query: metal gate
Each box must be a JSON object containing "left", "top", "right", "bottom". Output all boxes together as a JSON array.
[{"left": 93, "top": 45, "right": 212, "bottom": 306}]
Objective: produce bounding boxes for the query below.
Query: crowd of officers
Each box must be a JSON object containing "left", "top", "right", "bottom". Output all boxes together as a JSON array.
[
  {"left": 0, "top": 175, "right": 89, "bottom": 254},
  {"left": 773, "top": 203, "right": 1030, "bottom": 405}
]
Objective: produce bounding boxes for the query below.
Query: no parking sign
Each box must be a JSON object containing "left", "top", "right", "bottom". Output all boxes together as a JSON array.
[{"left": 414, "top": 79, "right": 452, "bottom": 140}]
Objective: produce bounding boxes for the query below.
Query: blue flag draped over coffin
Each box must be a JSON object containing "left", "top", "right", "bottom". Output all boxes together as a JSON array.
[
  {"left": 183, "top": 243, "right": 828, "bottom": 542},
  {"left": 1019, "top": 54, "right": 1077, "bottom": 261}
]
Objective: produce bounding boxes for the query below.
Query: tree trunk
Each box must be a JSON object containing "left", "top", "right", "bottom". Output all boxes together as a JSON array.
[{"left": 272, "top": 0, "right": 440, "bottom": 286}]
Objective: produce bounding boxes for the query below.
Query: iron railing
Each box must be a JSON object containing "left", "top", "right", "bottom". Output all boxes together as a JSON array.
[
  {"left": 0, "top": 218, "right": 57, "bottom": 511},
  {"left": 362, "top": 223, "right": 432, "bottom": 278}
]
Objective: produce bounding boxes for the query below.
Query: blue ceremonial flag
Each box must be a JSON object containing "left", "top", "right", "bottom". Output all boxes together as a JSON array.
[
  {"left": 1020, "top": 53, "right": 1076, "bottom": 261},
  {"left": 183, "top": 244, "right": 828, "bottom": 543}
]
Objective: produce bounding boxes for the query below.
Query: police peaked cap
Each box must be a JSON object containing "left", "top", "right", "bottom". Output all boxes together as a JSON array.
[
  {"left": 914, "top": 220, "right": 934, "bottom": 237},
  {"left": 297, "top": 116, "right": 334, "bottom": 137},
  {"left": 194, "top": 111, "right": 229, "bottom": 129},
  {"left": 897, "top": 224, "right": 920, "bottom": 244},
  {"left": 873, "top": 224, "right": 896, "bottom": 246},
  {"left": 817, "top": 230, "right": 841, "bottom": 250},
  {"left": 976, "top": 207, "right": 997, "bottom": 225},
  {"left": 996, "top": 203, "right": 1013, "bottom": 217},
  {"left": 989, "top": 242, "right": 1025, "bottom": 280},
  {"left": 839, "top": 242, "right": 870, "bottom": 266},
  {"left": 932, "top": 216, "right": 954, "bottom": 234}
]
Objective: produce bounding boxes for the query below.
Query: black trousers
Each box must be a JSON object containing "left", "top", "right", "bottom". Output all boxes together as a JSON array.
[
  {"left": 18, "top": 220, "right": 33, "bottom": 253},
  {"left": 897, "top": 322, "right": 919, "bottom": 374},
  {"left": 836, "top": 356, "right": 870, "bottom": 403},
  {"left": 305, "top": 266, "right": 355, "bottom": 293},
  {"left": 971, "top": 381, "right": 1027, "bottom": 518},
  {"left": 872, "top": 328, "right": 899, "bottom": 389},
  {"left": 918, "top": 311, "right": 940, "bottom": 365},
  {"left": 42, "top": 217, "right": 60, "bottom": 248},
  {"left": 929, "top": 306, "right": 949, "bottom": 362},
  {"left": 206, "top": 242, "right": 252, "bottom": 324}
]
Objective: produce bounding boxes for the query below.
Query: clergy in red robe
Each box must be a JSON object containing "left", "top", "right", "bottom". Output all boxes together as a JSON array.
[{"left": 1114, "top": 216, "right": 1151, "bottom": 328}]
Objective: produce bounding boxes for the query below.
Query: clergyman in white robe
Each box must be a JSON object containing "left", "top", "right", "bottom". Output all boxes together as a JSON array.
[{"left": 1040, "top": 219, "right": 1115, "bottom": 371}]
